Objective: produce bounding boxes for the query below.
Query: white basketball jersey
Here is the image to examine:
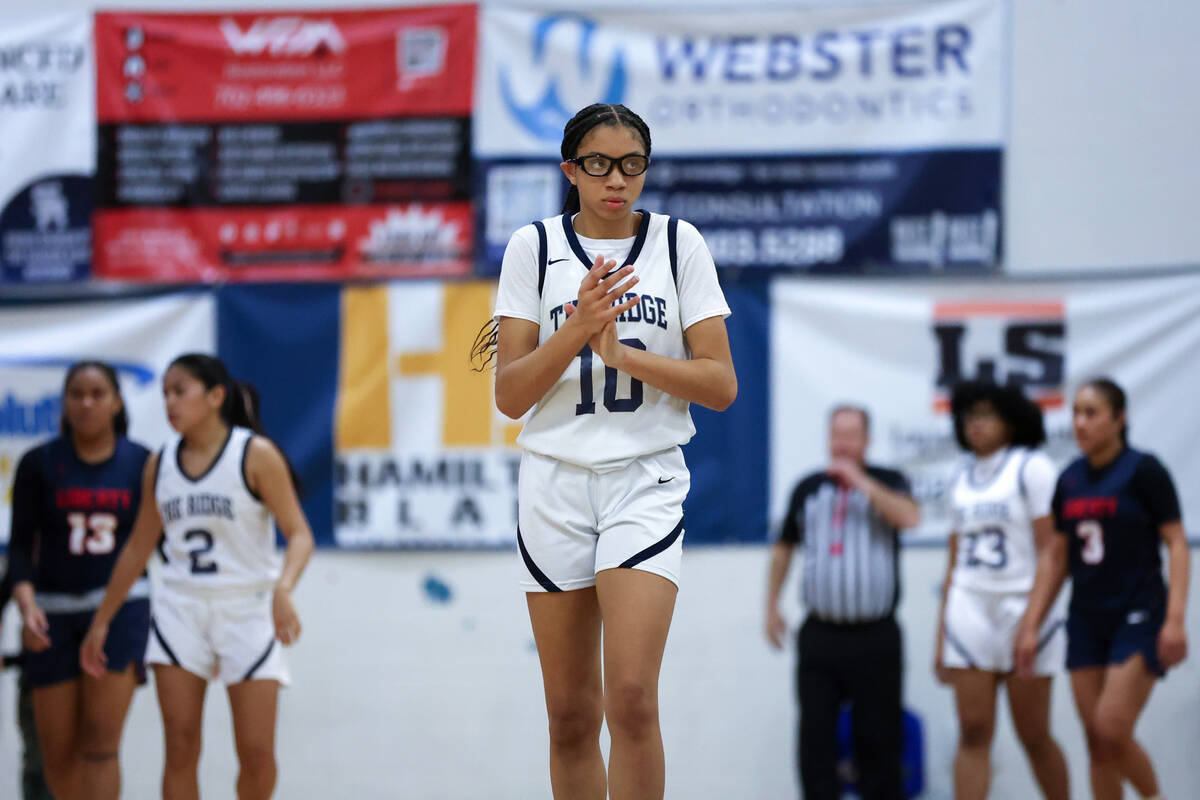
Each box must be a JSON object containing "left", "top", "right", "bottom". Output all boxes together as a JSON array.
[
  {"left": 496, "top": 211, "right": 729, "bottom": 472},
  {"left": 156, "top": 427, "right": 280, "bottom": 595},
  {"left": 950, "top": 447, "right": 1046, "bottom": 593}
]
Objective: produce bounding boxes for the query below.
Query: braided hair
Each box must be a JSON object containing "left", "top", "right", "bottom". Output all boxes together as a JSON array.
[
  {"left": 470, "top": 105, "right": 653, "bottom": 372},
  {"left": 560, "top": 103, "right": 652, "bottom": 213}
]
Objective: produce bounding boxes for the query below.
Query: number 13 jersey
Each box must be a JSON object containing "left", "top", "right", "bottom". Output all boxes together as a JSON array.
[
  {"left": 494, "top": 211, "right": 730, "bottom": 472},
  {"left": 156, "top": 426, "right": 280, "bottom": 595},
  {"left": 950, "top": 446, "right": 1058, "bottom": 594}
]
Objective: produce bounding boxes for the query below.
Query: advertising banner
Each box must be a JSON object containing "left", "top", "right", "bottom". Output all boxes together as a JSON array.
[
  {"left": 0, "top": 292, "right": 216, "bottom": 546},
  {"left": 769, "top": 272, "right": 1200, "bottom": 540},
  {"left": 475, "top": 0, "right": 1005, "bottom": 273},
  {"left": 93, "top": 6, "right": 477, "bottom": 282},
  {"left": 0, "top": 14, "right": 94, "bottom": 284}
]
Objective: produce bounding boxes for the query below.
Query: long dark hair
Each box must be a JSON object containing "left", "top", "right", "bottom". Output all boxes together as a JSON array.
[
  {"left": 60, "top": 360, "right": 129, "bottom": 439},
  {"left": 1079, "top": 376, "right": 1129, "bottom": 444},
  {"left": 167, "top": 354, "right": 301, "bottom": 492},
  {"left": 950, "top": 380, "right": 1046, "bottom": 451},
  {"left": 560, "top": 103, "right": 652, "bottom": 214}
]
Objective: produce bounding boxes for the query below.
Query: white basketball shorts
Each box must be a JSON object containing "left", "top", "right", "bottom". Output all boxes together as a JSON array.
[
  {"left": 517, "top": 446, "right": 688, "bottom": 592},
  {"left": 941, "top": 581, "right": 1065, "bottom": 675},
  {"left": 146, "top": 582, "right": 290, "bottom": 686}
]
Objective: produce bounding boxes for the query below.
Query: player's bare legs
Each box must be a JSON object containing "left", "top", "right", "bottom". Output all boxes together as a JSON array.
[
  {"left": 78, "top": 664, "right": 139, "bottom": 800},
  {"left": 155, "top": 664, "right": 208, "bottom": 800},
  {"left": 32, "top": 680, "right": 83, "bottom": 800},
  {"left": 1071, "top": 656, "right": 1160, "bottom": 800},
  {"left": 596, "top": 568, "right": 677, "bottom": 800},
  {"left": 228, "top": 678, "right": 281, "bottom": 800},
  {"left": 527, "top": 587, "right": 606, "bottom": 800},
  {"left": 1006, "top": 674, "right": 1069, "bottom": 800},
  {"left": 949, "top": 668, "right": 1000, "bottom": 800}
]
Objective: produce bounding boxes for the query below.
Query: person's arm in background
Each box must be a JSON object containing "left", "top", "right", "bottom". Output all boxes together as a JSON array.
[
  {"left": 828, "top": 461, "right": 921, "bottom": 530},
  {"left": 765, "top": 481, "right": 806, "bottom": 649},
  {"left": 9, "top": 451, "right": 51, "bottom": 652}
]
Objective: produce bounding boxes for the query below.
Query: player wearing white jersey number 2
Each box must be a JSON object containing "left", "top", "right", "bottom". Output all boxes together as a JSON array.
[
  {"left": 81, "top": 354, "right": 314, "bottom": 800},
  {"left": 473, "top": 103, "right": 736, "bottom": 800},
  {"left": 935, "top": 381, "right": 1070, "bottom": 800}
]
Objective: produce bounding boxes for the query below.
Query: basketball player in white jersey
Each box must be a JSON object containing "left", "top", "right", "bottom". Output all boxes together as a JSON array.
[
  {"left": 474, "top": 104, "right": 735, "bottom": 800},
  {"left": 81, "top": 354, "right": 314, "bottom": 800},
  {"left": 935, "top": 381, "right": 1070, "bottom": 800}
]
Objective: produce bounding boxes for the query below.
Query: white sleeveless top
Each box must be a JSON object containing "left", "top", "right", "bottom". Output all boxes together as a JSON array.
[
  {"left": 950, "top": 446, "right": 1057, "bottom": 594},
  {"left": 494, "top": 211, "right": 730, "bottom": 472},
  {"left": 156, "top": 426, "right": 280, "bottom": 595}
]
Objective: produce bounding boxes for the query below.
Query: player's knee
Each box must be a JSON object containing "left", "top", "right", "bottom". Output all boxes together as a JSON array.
[
  {"left": 162, "top": 724, "right": 203, "bottom": 768},
  {"left": 605, "top": 680, "right": 658, "bottom": 738},
  {"left": 1015, "top": 725, "right": 1054, "bottom": 759},
  {"left": 79, "top": 715, "right": 121, "bottom": 754},
  {"left": 1084, "top": 717, "right": 1128, "bottom": 762},
  {"left": 236, "top": 742, "right": 277, "bottom": 779},
  {"left": 958, "top": 717, "right": 994, "bottom": 750},
  {"left": 546, "top": 702, "right": 603, "bottom": 749}
]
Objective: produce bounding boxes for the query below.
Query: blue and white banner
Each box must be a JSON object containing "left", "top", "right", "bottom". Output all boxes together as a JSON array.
[
  {"left": 475, "top": 0, "right": 1006, "bottom": 273},
  {"left": 0, "top": 292, "right": 216, "bottom": 545},
  {"left": 0, "top": 14, "right": 95, "bottom": 283}
]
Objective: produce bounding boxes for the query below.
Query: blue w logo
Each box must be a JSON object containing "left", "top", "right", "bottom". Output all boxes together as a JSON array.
[{"left": 499, "top": 14, "right": 628, "bottom": 142}]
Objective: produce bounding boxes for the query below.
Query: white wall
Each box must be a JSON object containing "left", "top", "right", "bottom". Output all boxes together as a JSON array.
[
  {"left": 18, "top": 0, "right": 1200, "bottom": 274},
  {"left": 4, "top": 546, "right": 1199, "bottom": 799}
]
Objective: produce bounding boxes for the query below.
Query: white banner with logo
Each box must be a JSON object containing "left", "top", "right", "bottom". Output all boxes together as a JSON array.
[
  {"left": 0, "top": 292, "right": 217, "bottom": 545},
  {"left": 769, "top": 271, "right": 1200, "bottom": 539},
  {"left": 474, "top": 0, "right": 1006, "bottom": 273},
  {"left": 0, "top": 13, "right": 94, "bottom": 283}
]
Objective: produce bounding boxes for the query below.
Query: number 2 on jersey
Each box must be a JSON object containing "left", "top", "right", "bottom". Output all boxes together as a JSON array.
[
  {"left": 575, "top": 339, "right": 647, "bottom": 415},
  {"left": 1076, "top": 519, "right": 1105, "bottom": 565},
  {"left": 184, "top": 529, "right": 219, "bottom": 574},
  {"left": 67, "top": 512, "right": 117, "bottom": 556}
]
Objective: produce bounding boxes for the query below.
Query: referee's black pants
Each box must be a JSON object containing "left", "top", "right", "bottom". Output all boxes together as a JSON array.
[{"left": 796, "top": 614, "right": 903, "bottom": 800}]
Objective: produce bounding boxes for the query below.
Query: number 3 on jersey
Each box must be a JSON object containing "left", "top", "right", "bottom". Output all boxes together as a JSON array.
[
  {"left": 1076, "top": 519, "right": 1105, "bottom": 565},
  {"left": 575, "top": 339, "right": 646, "bottom": 415}
]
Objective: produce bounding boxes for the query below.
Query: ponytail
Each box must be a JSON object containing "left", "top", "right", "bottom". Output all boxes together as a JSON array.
[{"left": 470, "top": 318, "right": 499, "bottom": 372}]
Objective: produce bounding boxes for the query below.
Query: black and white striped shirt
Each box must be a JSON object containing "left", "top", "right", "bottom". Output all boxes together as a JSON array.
[{"left": 780, "top": 466, "right": 912, "bottom": 624}]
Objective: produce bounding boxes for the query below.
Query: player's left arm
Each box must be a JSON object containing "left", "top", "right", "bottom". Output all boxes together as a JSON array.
[
  {"left": 588, "top": 315, "right": 737, "bottom": 411},
  {"left": 247, "top": 437, "right": 315, "bottom": 646},
  {"left": 1158, "top": 519, "right": 1189, "bottom": 668}
]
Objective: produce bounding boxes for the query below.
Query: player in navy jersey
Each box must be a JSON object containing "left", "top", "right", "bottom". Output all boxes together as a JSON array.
[
  {"left": 7, "top": 361, "right": 150, "bottom": 800},
  {"left": 474, "top": 104, "right": 736, "bottom": 800},
  {"left": 1017, "top": 378, "right": 1188, "bottom": 800},
  {"left": 81, "top": 354, "right": 314, "bottom": 800}
]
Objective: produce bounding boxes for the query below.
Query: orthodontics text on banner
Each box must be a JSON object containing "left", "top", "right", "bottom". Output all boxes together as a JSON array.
[
  {"left": 474, "top": 0, "right": 1005, "bottom": 273},
  {"left": 768, "top": 271, "right": 1200, "bottom": 542},
  {"left": 0, "top": 14, "right": 94, "bottom": 284},
  {"left": 92, "top": 6, "right": 476, "bottom": 282},
  {"left": 0, "top": 292, "right": 216, "bottom": 547}
]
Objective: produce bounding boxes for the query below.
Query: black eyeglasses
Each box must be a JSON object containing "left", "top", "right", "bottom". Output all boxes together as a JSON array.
[{"left": 568, "top": 152, "right": 650, "bottom": 178}]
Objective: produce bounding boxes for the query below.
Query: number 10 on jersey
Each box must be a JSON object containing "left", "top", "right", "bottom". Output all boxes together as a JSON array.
[{"left": 575, "top": 339, "right": 646, "bottom": 415}]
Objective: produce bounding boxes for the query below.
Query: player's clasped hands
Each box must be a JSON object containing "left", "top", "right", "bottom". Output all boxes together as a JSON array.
[{"left": 564, "top": 255, "right": 641, "bottom": 367}]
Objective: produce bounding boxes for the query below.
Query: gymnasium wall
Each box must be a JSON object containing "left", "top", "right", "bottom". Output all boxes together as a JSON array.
[{"left": 16, "top": 0, "right": 1200, "bottom": 274}]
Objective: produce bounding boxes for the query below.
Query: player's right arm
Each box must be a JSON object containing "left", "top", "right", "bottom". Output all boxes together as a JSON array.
[
  {"left": 80, "top": 452, "right": 163, "bottom": 676},
  {"left": 9, "top": 451, "right": 50, "bottom": 652},
  {"left": 495, "top": 255, "right": 640, "bottom": 419}
]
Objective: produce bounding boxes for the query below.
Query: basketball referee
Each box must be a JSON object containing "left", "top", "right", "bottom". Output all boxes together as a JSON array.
[{"left": 765, "top": 405, "right": 920, "bottom": 800}]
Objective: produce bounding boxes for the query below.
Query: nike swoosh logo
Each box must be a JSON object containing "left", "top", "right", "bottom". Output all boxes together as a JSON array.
[
  {"left": 547, "top": 257, "right": 569, "bottom": 265},
  {"left": 658, "top": 477, "right": 674, "bottom": 484}
]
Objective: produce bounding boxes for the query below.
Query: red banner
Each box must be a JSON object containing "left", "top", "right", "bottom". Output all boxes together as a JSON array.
[{"left": 93, "top": 6, "right": 476, "bottom": 282}]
